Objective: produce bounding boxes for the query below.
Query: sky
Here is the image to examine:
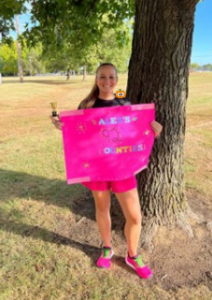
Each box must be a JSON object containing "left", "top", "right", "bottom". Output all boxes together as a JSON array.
[
  {"left": 9, "top": 0, "right": 212, "bottom": 65},
  {"left": 191, "top": 0, "right": 212, "bottom": 65}
]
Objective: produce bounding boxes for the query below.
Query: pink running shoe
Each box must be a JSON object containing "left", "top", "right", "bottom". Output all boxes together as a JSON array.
[
  {"left": 96, "top": 247, "right": 114, "bottom": 269},
  {"left": 125, "top": 255, "right": 153, "bottom": 279}
]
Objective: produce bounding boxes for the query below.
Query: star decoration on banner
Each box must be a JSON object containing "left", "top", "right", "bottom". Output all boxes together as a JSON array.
[
  {"left": 77, "top": 123, "right": 87, "bottom": 133},
  {"left": 83, "top": 163, "right": 89, "bottom": 169}
]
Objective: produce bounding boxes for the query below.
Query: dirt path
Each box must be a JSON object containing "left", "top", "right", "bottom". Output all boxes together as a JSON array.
[{"left": 53, "top": 188, "right": 212, "bottom": 292}]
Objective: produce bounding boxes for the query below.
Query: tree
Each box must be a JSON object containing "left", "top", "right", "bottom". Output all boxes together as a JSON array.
[
  {"left": 0, "top": 38, "right": 18, "bottom": 75},
  {"left": 24, "top": 0, "right": 134, "bottom": 49},
  {"left": 42, "top": 46, "right": 80, "bottom": 80},
  {"left": 1, "top": 1, "right": 133, "bottom": 79},
  {"left": 94, "top": 23, "right": 132, "bottom": 73},
  {"left": 0, "top": 1, "right": 26, "bottom": 81},
  {"left": 0, "top": 36, "right": 44, "bottom": 76},
  {"left": 15, "top": 15, "right": 24, "bottom": 82},
  {"left": 40, "top": 20, "right": 132, "bottom": 80},
  {"left": 127, "top": 0, "right": 200, "bottom": 246},
  {"left": 21, "top": 41, "right": 45, "bottom": 75},
  {"left": 0, "top": 0, "right": 26, "bottom": 35}
]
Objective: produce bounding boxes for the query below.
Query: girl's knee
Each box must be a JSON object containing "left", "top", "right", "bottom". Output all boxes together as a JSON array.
[
  {"left": 127, "top": 212, "right": 142, "bottom": 225},
  {"left": 96, "top": 205, "right": 110, "bottom": 215}
]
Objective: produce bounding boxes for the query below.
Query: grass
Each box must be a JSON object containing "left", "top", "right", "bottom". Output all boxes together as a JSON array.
[
  {"left": 185, "top": 73, "right": 212, "bottom": 196},
  {"left": 0, "top": 73, "right": 212, "bottom": 300}
]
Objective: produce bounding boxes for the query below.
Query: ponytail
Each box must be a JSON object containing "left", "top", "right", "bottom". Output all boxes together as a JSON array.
[{"left": 78, "top": 84, "right": 99, "bottom": 109}]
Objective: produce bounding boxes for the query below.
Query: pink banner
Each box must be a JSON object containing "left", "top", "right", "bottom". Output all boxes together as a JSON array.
[{"left": 60, "top": 104, "right": 155, "bottom": 184}]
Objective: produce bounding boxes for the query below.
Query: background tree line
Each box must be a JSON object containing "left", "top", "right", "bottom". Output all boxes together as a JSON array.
[
  {"left": 2, "top": 34, "right": 211, "bottom": 77},
  {"left": 0, "top": 20, "right": 132, "bottom": 78},
  {"left": 0, "top": 36, "right": 44, "bottom": 76},
  {"left": 190, "top": 62, "right": 212, "bottom": 71}
]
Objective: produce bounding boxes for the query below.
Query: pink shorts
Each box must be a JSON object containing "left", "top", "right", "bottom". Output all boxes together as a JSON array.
[{"left": 81, "top": 176, "right": 137, "bottom": 193}]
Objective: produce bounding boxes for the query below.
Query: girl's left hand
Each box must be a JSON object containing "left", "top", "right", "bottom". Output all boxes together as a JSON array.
[{"left": 151, "top": 121, "right": 163, "bottom": 138}]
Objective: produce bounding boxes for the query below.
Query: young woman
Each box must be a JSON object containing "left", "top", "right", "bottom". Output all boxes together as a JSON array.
[{"left": 51, "top": 63, "right": 162, "bottom": 279}]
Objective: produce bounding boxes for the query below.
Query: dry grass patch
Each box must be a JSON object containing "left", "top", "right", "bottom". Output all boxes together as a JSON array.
[{"left": 0, "top": 73, "right": 212, "bottom": 300}]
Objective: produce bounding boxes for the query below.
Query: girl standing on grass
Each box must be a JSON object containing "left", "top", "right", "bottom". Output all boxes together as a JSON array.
[{"left": 50, "top": 63, "right": 162, "bottom": 279}]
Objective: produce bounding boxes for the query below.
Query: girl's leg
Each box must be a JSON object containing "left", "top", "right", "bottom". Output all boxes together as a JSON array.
[
  {"left": 92, "top": 190, "right": 112, "bottom": 247},
  {"left": 115, "top": 188, "right": 142, "bottom": 257},
  {"left": 115, "top": 188, "right": 152, "bottom": 279}
]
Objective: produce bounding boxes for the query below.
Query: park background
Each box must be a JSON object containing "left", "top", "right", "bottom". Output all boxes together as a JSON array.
[{"left": 0, "top": 0, "right": 212, "bottom": 299}]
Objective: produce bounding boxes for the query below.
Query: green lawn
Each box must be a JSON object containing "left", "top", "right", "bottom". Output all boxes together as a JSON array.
[{"left": 0, "top": 73, "right": 212, "bottom": 300}]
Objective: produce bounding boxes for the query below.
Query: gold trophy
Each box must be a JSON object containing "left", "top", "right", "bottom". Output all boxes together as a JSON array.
[{"left": 50, "top": 102, "right": 58, "bottom": 117}]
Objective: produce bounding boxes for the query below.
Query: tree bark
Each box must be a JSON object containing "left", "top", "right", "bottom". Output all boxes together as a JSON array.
[
  {"left": 127, "top": 0, "right": 198, "bottom": 225},
  {"left": 15, "top": 15, "right": 24, "bottom": 82},
  {"left": 83, "top": 65, "right": 86, "bottom": 81},
  {"left": 66, "top": 68, "right": 70, "bottom": 80}
]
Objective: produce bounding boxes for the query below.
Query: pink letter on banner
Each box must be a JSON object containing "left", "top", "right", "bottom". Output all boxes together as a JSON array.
[{"left": 59, "top": 104, "right": 155, "bottom": 184}]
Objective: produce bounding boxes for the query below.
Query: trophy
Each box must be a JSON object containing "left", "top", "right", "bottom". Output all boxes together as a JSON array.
[{"left": 50, "top": 102, "right": 58, "bottom": 117}]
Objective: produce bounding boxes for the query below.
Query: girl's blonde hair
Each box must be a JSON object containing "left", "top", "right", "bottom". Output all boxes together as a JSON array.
[{"left": 79, "top": 63, "right": 118, "bottom": 109}]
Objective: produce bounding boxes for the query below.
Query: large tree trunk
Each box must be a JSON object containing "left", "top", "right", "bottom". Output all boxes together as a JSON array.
[{"left": 127, "top": 0, "right": 198, "bottom": 228}]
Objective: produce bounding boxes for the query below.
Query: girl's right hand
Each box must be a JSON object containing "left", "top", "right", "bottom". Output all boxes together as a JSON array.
[{"left": 50, "top": 115, "right": 64, "bottom": 130}]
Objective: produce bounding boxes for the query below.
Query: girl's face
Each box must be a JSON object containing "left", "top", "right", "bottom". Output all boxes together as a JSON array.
[{"left": 96, "top": 65, "right": 118, "bottom": 96}]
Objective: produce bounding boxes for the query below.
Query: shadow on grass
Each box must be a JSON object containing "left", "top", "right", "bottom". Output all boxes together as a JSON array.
[
  {"left": 0, "top": 219, "right": 129, "bottom": 271},
  {"left": 0, "top": 168, "right": 94, "bottom": 214},
  {"left": 0, "top": 169, "right": 154, "bottom": 279},
  {"left": 0, "top": 168, "right": 125, "bottom": 232}
]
